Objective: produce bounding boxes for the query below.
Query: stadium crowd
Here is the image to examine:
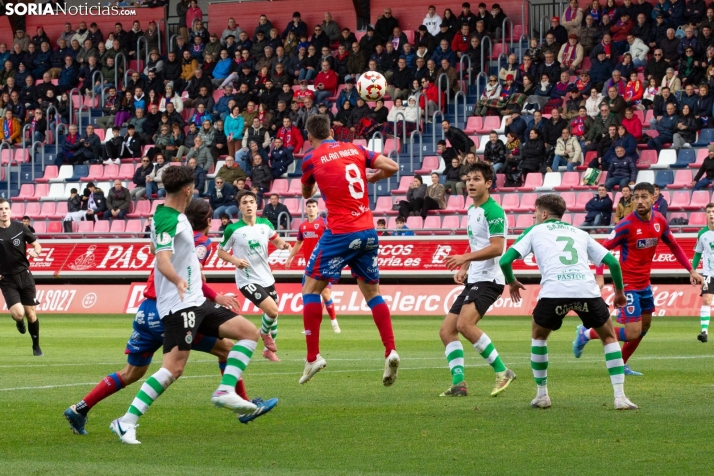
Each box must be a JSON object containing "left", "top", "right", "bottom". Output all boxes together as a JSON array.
[{"left": 3, "top": 0, "right": 714, "bottom": 231}]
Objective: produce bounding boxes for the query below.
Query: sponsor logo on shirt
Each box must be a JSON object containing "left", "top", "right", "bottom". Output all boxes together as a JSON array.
[
  {"left": 349, "top": 239, "right": 362, "bottom": 250},
  {"left": 636, "top": 238, "right": 658, "bottom": 249}
]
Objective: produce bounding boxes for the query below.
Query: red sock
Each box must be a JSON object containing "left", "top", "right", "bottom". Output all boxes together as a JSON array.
[
  {"left": 236, "top": 378, "right": 249, "bottom": 401},
  {"left": 81, "top": 372, "right": 124, "bottom": 410},
  {"left": 622, "top": 336, "right": 643, "bottom": 363},
  {"left": 368, "top": 296, "right": 395, "bottom": 357},
  {"left": 303, "top": 294, "right": 323, "bottom": 362},
  {"left": 324, "top": 299, "right": 336, "bottom": 321},
  {"left": 588, "top": 328, "right": 598, "bottom": 339}
]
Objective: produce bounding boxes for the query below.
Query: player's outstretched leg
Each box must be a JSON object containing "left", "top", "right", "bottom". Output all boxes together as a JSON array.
[
  {"left": 530, "top": 339, "right": 551, "bottom": 409},
  {"left": 473, "top": 334, "right": 515, "bottom": 396},
  {"left": 441, "top": 341, "right": 468, "bottom": 396},
  {"left": 365, "top": 295, "right": 399, "bottom": 386},
  {"left": 300, "top": 293, "right": 327, "bottom": 384},
  {"left": 698, "top": 303, "right": 710, "bottom": 342},
  {"left": 65, "top": 371, "right": 128, "bottom": 435},
  {"left": 591, "top": 320, "right": 638, "bottom": 409}
]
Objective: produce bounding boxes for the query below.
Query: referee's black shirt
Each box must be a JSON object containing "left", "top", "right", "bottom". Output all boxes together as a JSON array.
[{"left": 0, "top": 221, "right": 36, "bottom": 276}]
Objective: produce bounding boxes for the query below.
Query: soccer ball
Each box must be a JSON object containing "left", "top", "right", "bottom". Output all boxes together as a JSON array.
[{"left": 357, "top": 72, "right": 387, "bottom": 101}]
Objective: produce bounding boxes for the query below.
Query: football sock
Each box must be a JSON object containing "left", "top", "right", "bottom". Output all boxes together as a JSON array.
[
  {"left": 122, "top": 367, "right": 175, "bottom": 426},
  {"left": 218, "top": 360, "right": 227, "bottom": 373},
  {"left": 27, "top": 318, "right": 40, "bottom": 347},
  {"left": 622, "top": 333, "right": 644, "bottom": 364},
  {"left": 217, "top": 339, "right": 257, "bottom": 392},
  {"left": 606, "top": 327, "right": 628, "bottom": 341},
  {"left": 270, "top": 315, "right": 278, "bottom": 340},
  {"left": 260, "top": 313, "right": 276, "bottom": 335},
  {"left": 701, "top": 305, "right": 710, "bottom": 333},
  {"left": 603, "top": 342, "right": 625, "bottom": 398},
  {"left": 303, "top": 293, "right": 323, "bottom": 363},
  {"left": 531, "top": 339, "right": 548, "bottom": 396},
  {"left": 324, "top": 298, "right": 337, "bottom": 320},
  {"left": 444, "top": 341, "right": 465, "bottom": 385},
  {"left": 217, "top": 361, "right": 248, "bottom": 400},
  {"left": 75, "top": 372, "right": 124, "bottom": 416},
  {"left": 473, "top": 333, "right": 507, "bottom": 373},
  {"left": 368, "top": 295, "right": 395, "bottom": 357}
]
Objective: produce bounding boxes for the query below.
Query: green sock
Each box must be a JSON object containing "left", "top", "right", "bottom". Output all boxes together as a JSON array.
[
  {"left": 217, "top": 340, "right": 257, "bottom": 391},
  {"left": 270, "top": 315, "right": 278, "bottom": 340},
  {"left": 604, "top": 342, "right": 625, "bottom": 398},
  {"left": 260, "top": 313, "right": 276, "bottom": 335},
  {"left": 531, "top": 339, "right": 548, "bottom": 391},
  {"left": 122, "top": 367, "right": 175, "bottom": 425},
  {"left": 701, "top": 306, "right": 710, "bottom": 333},
  {"left": 444, "top": 341, "right": 465, "bottom": 385},
  {"left": 474, "top": 333, "right": 507, "bottom": 373}
]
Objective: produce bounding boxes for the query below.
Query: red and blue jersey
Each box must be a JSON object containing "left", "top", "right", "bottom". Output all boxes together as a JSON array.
[
  {"left": 301, "top": 139, "right": 377, "bottom": 235},
  {"left": 297, "top": 216, "right": 327, "bottom": 263},
  {"left": 602, "top": 211, "right": 674, "bottom": 291},
  {"left": 144, "top": 232, "right": 212, "bottom": 300}
]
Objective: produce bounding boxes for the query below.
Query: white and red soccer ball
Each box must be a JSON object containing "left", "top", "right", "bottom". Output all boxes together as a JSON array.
[{"left": 357, "top": 72, "right": 387, "bottom": 101}]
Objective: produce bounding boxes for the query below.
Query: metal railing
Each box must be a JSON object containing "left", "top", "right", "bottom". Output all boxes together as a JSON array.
[
  {"left": 539, "top": 15, "right": 550, "bottom": 44},
  {"left": 412, "top": 91, "right": 424, "bottom": 134},
  {"left": 480, "top": 35, "right": 493, "bottom": 74},
  {"left": 501, "top": 18, "right": 514, "bottom": 56},
  {"left": 54, "top": 122, "right": 68, "bottom": 155},
  {"left": 30, "top": 141, "right": 45, "bottom": 180},
  {"left": 169, "top": 34, "right": 179, "bottom": 53},
  {"left": 45, "top": 105, "right": 58, "bottom": 136},
  {"left": 437, "top": 72, "right": 449, "bottom": 112},
  {"left": 408, "top": 129, "right": 423, "bottom": 177},
  {"left": 157, "top": 18, "right": 166, "bottom": 55},
  {"left": 114, "top": 53, "right": 127, "bottom": 89},
  {"left": 1, "top": 141, "right": 12, "bottom": 199},
  {"left": 431, "top": 110, "right": 445, "bottom": 151},
  {"left": 453, "top": 91, "right": 467, "bottom": 127},
  {"left": 475, "top": 71, "right": 488, "bottom": 99},
  {"left": 68, "top": 88, "right": 81, "bottom": 126},
  {"left": 459, "top": 53, "right": 472, "bottom": 88},
  {"left": 496, "top": 53, "right": 509, "bottom": 85},
  {"left": 91, "top": 70, "right": 105, "bottom": 106},
  {"left": 391, "top": 112, "right": 406, "bottom": 150},
  {"left": 77, "top": 104, "right": 91, "bottom": 132},
  {"left": 137, "top": 36, "right": 149, "bottom": 69},
  {"left": 276, "top": 211, "right": 290, "bottom": 235}
]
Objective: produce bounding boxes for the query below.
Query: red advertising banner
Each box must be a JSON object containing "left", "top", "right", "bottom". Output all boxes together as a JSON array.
[
  {"left": 26, "top": 236, "right": 701, "bottom": 278},
  {"left": 0, "top": 283, "right": 704, "bottom": 317}
]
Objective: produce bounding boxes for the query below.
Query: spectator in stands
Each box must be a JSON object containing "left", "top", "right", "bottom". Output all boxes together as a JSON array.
[
  {"left": 416, "top": 172, "right": 446, "bottom": 219},
  {"left": 216, "top": 155, "right": 248, "bottom": 186},
  {"left": 103, "top": 127, "right": 123, "bottom": 165},
  {"left": 604, "top": 145, "right": 637, "bottom": 191},
  {"left": 444, "top": 157, "right": 465, "bottom": 195},
  {"left": 210, "top": 177, "right": 238, "bottom": 219},
  {"left": 145, "top": 153, "right": 168, "bottom": 199},
  {"left": 692, "top": 145, "right": 714, "bottom": 189},
  {"left": 672, "top": 104, "right": 699, "bottom": 150},
  {"left": 581, "top": 185, "right": 613, "bottom": 228},
  {"left": 543, "top": 108, "right": 568, "bottom": 148},
  {"left": 614, "top": 184, "right": 635, "bottom": 223},
  {"left": 376, "top": 218, "right": 391, "bottom": 236},
  {"left": 679, "top": 83, "right": 698, "bottom": 114},
  {"left": 263, "top": 194, "right": 289, "bottom": 229},
  {"left": 0, "top": 109, "right": 21, "bottom": 145},
  {"left": 21, "top": 216, "right": 34, "bottom": 233},
  {"left": 518, "top": 128, "right": 546, "bottom": 179},
  {"left": 398, "top": 175, "right": 428, "bottom": 220},
  {"left": 313, "top": 61, "right": 337, "bottom": 105},
  {"left": 571, "top": 106, "right": 594, "bottom": 148},
  {"left": 550, "top": 127, "right": 582, "bottom": 171},
  {"left": 694, "top": 84, "right": 714, "bottom": 128},
  {"left": 268, "top": 137, "right": 293, "bottom": 178},
  {"left": 218, "top": 213, "right": 232, "bottom": 232},
  {"left": 661, "top": 29, "right": 681, "bottom": 65},
  {"left": 183, "top": 135, "right": 211, "bottom": 172},
  {"left": 558, "top": 34, "right": 583, "bottom": 72},
  {"left": 81, "top": 182, "right": 107, "bottom": 221},
  {"left": 547, "top": 16, "right": 568, "bottom": 46},
  {"left": 187, "top": 157, "right": 207, "bottom": 196},
  {"left": 63, "top": 187, "right": 85, "bottom": 225},
  {"left": 375, "top": 8, "right": 399, "bottom": 43},
  {"left": 276, "top": 116, "right": 303, "bottom": 153},
  {"left": 394, "top": 216, "right": 415, "bottom": 236},
  {"left": 131, "top": 156, "right": 153, "bottom": 201},
  {"left": 249, "top": 153, "right": 273, "bottom": 194},
  {"left": 652, "top": 184, "right": 669, "bottom": 217},
  {"left": 648, "top": 102, "right": 679, "bottom": 152},
  {"left": 71, "top": 124, "right": 101, "bottom": 165},
  {"left": 442, "top": 120, "right": 474, "bottom": 157},
  {"left": 483, "top": 131, "right": 507, "bottom": 173},
  {"left": 504, "top": 109, "right": 527, "bottom": 142},
  {"left": 601, "top": 86, "right": 627, "bottom": 120},
  {"left": 224, "top": 104, "right": 245, "bottom": 158},
  {"left": 96, "top": 87, "right": 119, "bottom": 131},
  {"left": 104, "top": 180, "right": 130, "bottom": 221}
]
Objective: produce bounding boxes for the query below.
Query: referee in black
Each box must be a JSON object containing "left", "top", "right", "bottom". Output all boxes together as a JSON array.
[{"left": 0, "top": 198, "right": 43, "bottom": 356}]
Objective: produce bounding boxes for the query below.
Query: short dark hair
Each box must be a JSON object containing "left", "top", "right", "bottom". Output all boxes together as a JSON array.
[
  {"left": 22, "top": 215, "right": 30, "bottom": 221},
  {"left": 377, "top": 218, "right": 387, "bottom": 225},
  {"left": 219, "top": 213, "right": 230, "bottom": 220},
  {"left": 706, "top": 202, "right": 714, "bottom": 211},
  {"left": 0, "top": 198, "right": 8, "bottom": 206},
  {"left": 162, "top": 165, "right": 195, "bottom": 193},
  {"left": 396, "top": 216, "right": 405, "bottom": 223},
  {"left": 306, "top": 198, "right": 318, "bottom": 206},
  {"left": 185, "top": 198, "right": 212, "bottom": 232},
  {"left": 622, "top": 185, "right": 631, "bottom": 191},
  {"left": 306, "top": 114, "right": 331, "bottom": 140},
  {"left": 535, "top": 194, "right": 566, "bottom": 218},
  {"left": 466, "top": 162, "right": 494, "bottom": 184},
  {"left": 633, "top": 182, "right": 655, "bottom": 195},
  {"left": 236, "top": 189, "right": 258, "bottom": 205}
]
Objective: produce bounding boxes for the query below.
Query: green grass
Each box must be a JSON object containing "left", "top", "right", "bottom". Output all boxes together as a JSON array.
[{"left": 0, "top": 314, "right": 712, "bottom": 475}]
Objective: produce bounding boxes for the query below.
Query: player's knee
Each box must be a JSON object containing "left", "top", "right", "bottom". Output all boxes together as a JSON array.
[{"left": 245, "top": 323, "right": 260, "bottom": 341}]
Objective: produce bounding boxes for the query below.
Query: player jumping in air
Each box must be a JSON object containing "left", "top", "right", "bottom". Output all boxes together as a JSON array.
[
  {"left": 285, "top": 198, "right": 341, "bottom": 333},
  {"left": 573, "top": 182, "right": 702, "bottom": 375},
  {"left": 64, "top": 200, "right": 277, "bottom": 435},
  {"left": 298, "top": 114, "right": 400, "bottom": 385},
  {"left": 217, "top": 190, "right": 291, "bottom": 362},
  {"left": 500, "top": 194, "right": 638, "bottom": 410},
  {"left": 0, "top": 198, "right": 43, "bottom": 356},
  {"left": 110, "top": 167, "right": 264, "bottom": 444},
  {"left": 439, "top": 163, "right": 516, "bottom": 397},
  {"left": 692, "top": 203, "right": 714, "bottom": 343}
]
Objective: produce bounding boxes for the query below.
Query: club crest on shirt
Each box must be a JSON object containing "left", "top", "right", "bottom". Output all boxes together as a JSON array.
[
  {"left": 654, "top": 223, "right": 660, "bottom": 232},
  {"left": 185, "top": 332, "right": 193, "bottom": 344},
  {"left": 627, "top": 306, "right": 635, "bottom": 314},
  {"left": 157, "top": 232, "right": 172, "bottom": 245}
]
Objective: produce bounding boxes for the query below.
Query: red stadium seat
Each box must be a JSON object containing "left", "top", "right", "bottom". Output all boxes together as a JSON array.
[
  {"left": 374, "top": 196, "right": 395, "bottom": 215},
  {"left": 684, "top": 190, "right": 710, "bottom": 210},
  {"left": 94, "top": 220, "right": 111, "bottom": 235},
  {"left": 690, "top": 212, "right": 706, "bottom": 226},
  {"left": 78, "top": 221, "right": 94, "bottom": 234},
  {"left": 519, "top": 174, "right": 543, "bottom": 192},
  {"left": 514, "top": 193, "right": 537, "bottom": 212},
  {"left": 47, "top": 221, "right": 63, "bottom": 234},
  {"left": 27, "top": 184, "right": 49, "bottom": 201},
  {"left": 0, "top": 147, "right": 13, "bottom": 165},
  {"left": 24, "top": 202, "right": 41, "bottom": 219},
  {"left": 266, "top": 178, "right": 289, "bottom": 196},
  {"left": 476, "top": 116, "right": 501, "bottom": 134},
  {"left": 690, "top": 149, "right": 708, "bottom": 168},
  {"left": 463, "top": 117, "right": 483, "bottom": 134},
  {"left": 52, "top": 202, "right": 68, "bottom": 219},
  {"left": 11, "top": 202, "right": 25, "bottom": 216},
  {"left": 571, "top": 192, "right": 593, "bottom": 212},
  {"left": 506, "top": 214, "right": 516, "bottom": 230},
  {"left": 150, "top": 200, "right": 165, "bottom": 214},
  {"left": 16, "top": 184, "right": 34, "bottom": 200},
  {"left": 104, "top": 164, "right": 120, "bottom": 179},
  {"left": 515, "top": 214, "right": 533, "bottom": 230},
  {"left": 554, "top": 172, "right": 579, "bottom": 191},
  {"left": 383, "top": 138, "right": 401, "bottom": 156},
  {"left": 422, "top": 216, "right": 443, "bottom": 235},
  {"left": 32, "top": 221, "right": 46, "bottom": 235},
  {"left": 668, "top": 170, "right": 692, "bottom": 189},
  {"left": 406, "top": 216, "right": 423, "bottom": 230},
  {"left": 637, "top": 150, "right": 658, "bottom": 169},
  {"left": 669, "top": 191, "right": 691, "bottom": 211},
  {"left": 39, "top": 202, "right": 56, "bottom": 218},
  {"left": 284, "top": 179, "right": 303, "bottom": 197},
  {"left": 501, "top": 194, "right": 520, "bottom": 212},
  {"left": 415, "top": 156, "right": 440, "bottom": 174},
  {"left": 393, "top": 176, "right": 413, "bottom": 194},
  {"left": 82, "top": 164, "right": 104, "bottom": 182},
  {"left": 284, "top": 198, "right": 301, "bottom": 216},
  {"left": 118, "top": 164, "right": 135, "bottom": 180},
  {"left": 561, "top": 213, "right": 573, "bottom": 224},
  {"left": 441, "top": 215, "right": 460, "bottom": 232},
  {"left": 35, "top": 165, "right": 58, "bottom": 183},
  {"left": 572, "top": 213, "right": 587, "bottom": 226},
  {"left": 110, "top": 220, "right": 126, "bottom": 234},
  {"left": 442, "top": 195, "right": 464, "bottom": 214},
  {"left": 611, "top": 192, "right": 622, "bottom": 211},
  {"left": 127, "top": 200, "right": 151, "bottom": 218}
]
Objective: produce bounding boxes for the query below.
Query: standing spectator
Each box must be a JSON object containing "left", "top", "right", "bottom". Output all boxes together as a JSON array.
[
  {"left": 652, "top": 184, "right": 669, "bottom": 218},
  {"left": 562, "top": 0, "right": 583, "bottom": 36},
  {"left": 375, "top": 8, "right": 399, "bottom": 43},
  {"left": 614, "top": 184, "right": 635, "bottom": 223},
  {"left": 224, "top": 104, "right": 245, "bottom": 157},
  {"left": 104, "top": 180, "right": 130, "bottom": 221},
  {"left": 423, "top": 5, "right": 443, "bottom": 36},
  {"left": 692, "top": 145, "right": 714, "bottom": 190},
  {"left": 282, "top": 12, "right": 308, "bottom": 40},
  {"left": 604, "top": 146, "right": 637, "bottom": 190},
  {"left": 263, "top": 194, "right": 289, "bottom": 229},
  {"left": 130, "top": 156, "right": 153, "bottom": 201},
  {"left": 442, "top": 120, "right": 474, "bottom": 157},
  {"left": 0, "top": 109, "right": 21, "bottom": 145},
  {"left": 581, "top": 185, "right": 613, "bottom": 227},
  {"left": 209, "top": 177, "right": 238, "bottom": 218}
]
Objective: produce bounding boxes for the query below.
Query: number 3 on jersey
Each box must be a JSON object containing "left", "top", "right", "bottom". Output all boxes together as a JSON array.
[
  {"left": 556, "top": 236, "right": 578, "bottom": 265},
  {"left": 345, "top": 163, "right": 364, "bottom": 199}
]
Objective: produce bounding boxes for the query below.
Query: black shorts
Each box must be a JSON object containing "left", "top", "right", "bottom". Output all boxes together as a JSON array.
[
  {"left": 702, "top": 276, "right": 714, "bottom": 296},
  {"left": 239, "top": 283, "right": 278, "bottom": 307},
  {"left": 0, "top": 269, "right": 38, "bottom": 308},
  {"left": 162, "top": 300, "right": 237, "bottom": 353},
  {"left": 448, "top": 281, "right": 504, "bottom": 318},
  {"left": 533, "top": 297, "right": 611, "bottom": 331}
]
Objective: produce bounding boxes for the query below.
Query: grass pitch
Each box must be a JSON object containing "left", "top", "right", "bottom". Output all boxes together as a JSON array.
[{"left": 0, "top": 314, "right": 712, "bottom": 475}]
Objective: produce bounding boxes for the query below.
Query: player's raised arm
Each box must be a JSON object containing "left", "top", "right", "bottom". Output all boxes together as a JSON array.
[{"left": 366, "top": 154, "right": 399, "bottom": 184}]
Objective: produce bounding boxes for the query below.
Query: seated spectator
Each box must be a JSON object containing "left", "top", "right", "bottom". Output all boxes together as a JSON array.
[
  {"left": 661, "top": 67, "right": 681, "bottom": 93},
  {"left": 624, "top": 72, "right": 643, "bottom": 108},
  {"left": 276, "top": 116, "right": 304, "bottom": 153},
  {"left": 483, "top": 132, "right": 507, "bottom": 173},
  {"left": 186, "top": 135, "right": 213, "bottom": 171},
  {"left": 263, "top": 193, "right": 289, "bottom": 229},
  {"left": 581, "top": 185, "right": 613, "bottom": 227},
  {"left": 550, "top": 127, "right": 582, "bottom": 172},
  {"left": 218, "top": 213, "right": 232, "bottom": 232},
  {"left": 249, "top": 153, "right": 274, "bottom": 195},
  {"left": 621, "top": 107, "right": 642, "bottom": 141},
  {"left": 216, "top": 155, "right": 248, "bottom": 186},
  {"left": 103, "top": 127, "right": 124, "bottom": 165},
  {"left": 268, "top": 137, "right": 294, "bottom": 178},
  {"left": 652, "top": 184, "right": 669, "bottom": 218},
  {"left": 210, "top": 177, "right": 238, "bottom": 218},
  {"left": 0, "top": 109, "right": 21, "bottom": 145},
  {"left": 647, "top": 102, "right": 679, "bottom": 152},
  {"left": 187, "top": 157, "right": 207, "bottom": 196},
  {"left": 587, "top": 124, "right": 618, "bottom": 170},
  {"left": 604, "top": 145, "right": 637, "bottom": 191},
  {"left": 130, "top": 156, "right": 153, "bottom": 201},
  {"left": 104, "top": 180, "right": 130, "bottom": 221},
  {"left": 504, "top": 109, "right": 527, "bottom": 143},
  {"left": 694, "top": 84, "right": 713, "bottom": 129},
  {"left": 376, "top": 218, "right": 391, "bottom": 236},
  {"left": 80, "top": 182, "right": 107, "bottom": 222},
  {"left": 63, "top": 187, "right": 85, "bottom": 226},
  {"left": 692, "top": 145, "right": 714, "bottom": 190},
  {"left": 21, "top": 215, "right": 34, "bottom": 233},
  {"left": 72, "top": 124, "right": 102, "bottom": 164},
  {"left": 444, "top": 157, "right": 465, "bottom": 195},
  {"left": 614, "top": 184, "right": 635, "bottom": 223},
  {"left": 600, "top": 86, "right": 627, "bottom": 120},
  {"left": 145, "top": 153, "right": 168, "bottom": 199},
  {"left": 672, "top": 104, "right": 699, "bottom": 150},
  {"left": 397, "top": 175, "right": 427, "bottom": 220},
  {"left": 558, "top": 34, "right": 583, "bottom": 72},
  {"left": 394, "top": 216, "right": 414, "bottom": 236}
]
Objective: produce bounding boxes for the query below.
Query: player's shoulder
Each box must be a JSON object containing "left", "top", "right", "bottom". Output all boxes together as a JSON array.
[
  {"left": 153, "top": 205, "right": 182, "bottom": 233},
  {"left": 697, "top": 226, "right": 712, "bottom": 240},
  {"left": 257, "top": 217, "right": 275, "bottom": 230}
]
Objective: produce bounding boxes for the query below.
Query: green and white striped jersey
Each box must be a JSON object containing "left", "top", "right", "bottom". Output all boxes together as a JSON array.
[
  {"left": 694, "top": 227, "right": 714, "bottom": 276},
  {"left": 467, "top": 197, "right": 507, "bottom": 285},
  {"left": 151, "top": 204, "right": 206, "bottom": 317},
  {"left": 510, "top": 219, "right": 608, "bottom": 299},
  {"left": 220, "top": 218, "right": 277, "bottom": 288}
]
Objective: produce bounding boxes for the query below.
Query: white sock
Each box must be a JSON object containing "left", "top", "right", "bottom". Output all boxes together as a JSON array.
[{"left": 700, "top": 305, "right": 710, "bottom": 333}]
